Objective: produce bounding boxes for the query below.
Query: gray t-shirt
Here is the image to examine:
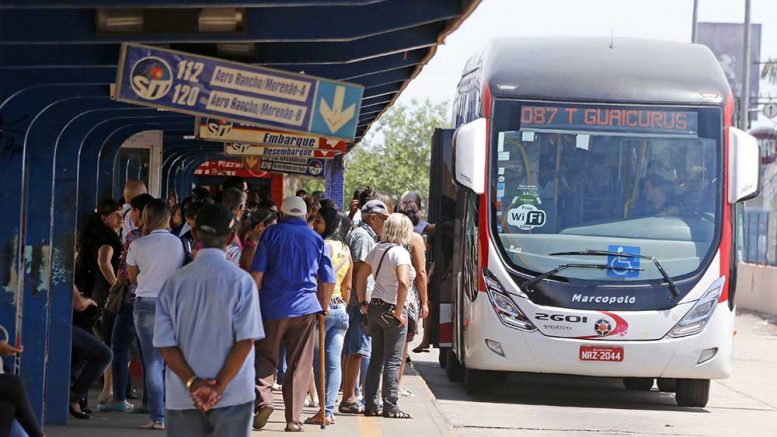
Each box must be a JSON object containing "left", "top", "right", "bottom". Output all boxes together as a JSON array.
[{"left": 346, "top": 222, "right": 377, "bottom": 305}]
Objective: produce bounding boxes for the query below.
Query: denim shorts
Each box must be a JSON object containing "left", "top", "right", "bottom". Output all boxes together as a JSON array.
[{"left": 343, "top": 303, "right": 371, "bottom": 357}]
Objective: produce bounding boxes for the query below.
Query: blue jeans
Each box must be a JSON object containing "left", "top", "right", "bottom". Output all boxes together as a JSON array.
[
  {"left": 166, "top": 401, "right": 253, "bottom": 437},
  {"left": 313, "top": 304, "right": 348, "bottom": 417},
  {"left": 70, "top": 325, "right": 112, "bottom": 401},
  {"left": 134, "top": 297, "right": 165, "bottom": 422},
  {"left": 111, "top": 301, "right": 137, "bottom": 402}
]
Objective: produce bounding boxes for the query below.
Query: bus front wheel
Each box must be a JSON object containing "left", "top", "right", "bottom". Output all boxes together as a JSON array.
[
  {"left": 464, "top": 368, "right": 490, "bottom": 395},
  {"left": 445, "top": 349, "right": 464, "bottom": 382},
  {"left": 438, "top": 347, "right": 449, "bottom": 369},
  {"left": 675, "top": 379, "right": 710, "bottom": 407}
]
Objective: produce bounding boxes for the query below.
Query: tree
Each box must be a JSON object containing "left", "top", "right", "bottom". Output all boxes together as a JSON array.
[{"left": 343, "top": 99, "right": 449, "bottom": 208}]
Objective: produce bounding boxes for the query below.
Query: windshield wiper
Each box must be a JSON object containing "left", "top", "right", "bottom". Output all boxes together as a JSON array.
[
  {"left": 549, "top": 249, "right": 679, "bottom": 298},
  {"left": 524, "top": 263, "right": 643, "bottom": 293}
]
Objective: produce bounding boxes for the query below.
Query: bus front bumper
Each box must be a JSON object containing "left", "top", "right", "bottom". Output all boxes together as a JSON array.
[{"left": 463, "top": 298, "right": 734, "bottom": 380}]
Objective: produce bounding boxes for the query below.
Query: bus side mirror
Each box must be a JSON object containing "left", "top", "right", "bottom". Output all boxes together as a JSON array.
[
  {"left": 453, "top": 118, "right": 488, "bottom": 195},
  {"left": 728, "top": 127, "right": 760, "bottom": 203}
]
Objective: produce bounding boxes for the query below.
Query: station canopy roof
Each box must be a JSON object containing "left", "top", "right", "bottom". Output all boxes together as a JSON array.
[{"left": 0, "top": 0, "right": 481, "bottom": 146}]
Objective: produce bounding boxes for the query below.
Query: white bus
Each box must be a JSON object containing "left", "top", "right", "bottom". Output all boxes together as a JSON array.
[{"left": 428, "top": 37, "right": 760, "bottom": 407}]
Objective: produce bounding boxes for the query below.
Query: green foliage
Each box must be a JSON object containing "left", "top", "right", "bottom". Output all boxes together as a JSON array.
[
  {"left": 344, "top": 100, "right": 449, "bottom": 206},
  {"left": 298, "top": 178, "right": 325, "bottom": 195}
]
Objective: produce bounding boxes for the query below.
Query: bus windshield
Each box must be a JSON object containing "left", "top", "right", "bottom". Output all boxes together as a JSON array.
[{"left": 491, "top": 102, "right": 722, "bottom": 282}]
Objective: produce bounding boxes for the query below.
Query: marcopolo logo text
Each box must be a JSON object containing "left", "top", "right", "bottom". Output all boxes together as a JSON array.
[{"left": 572, "top": 294, "right": 636, "bottom": 305}]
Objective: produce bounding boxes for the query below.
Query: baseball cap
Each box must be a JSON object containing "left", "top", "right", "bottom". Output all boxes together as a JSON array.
[
  {"left": 195, "top": 204, "right": 234, "bottom": 237},
  {"left": 361, "top": 200, "right": 390, "bottom": 217},
  {"left": 281, "top": 196, "right": 307, "bottom": 218}
]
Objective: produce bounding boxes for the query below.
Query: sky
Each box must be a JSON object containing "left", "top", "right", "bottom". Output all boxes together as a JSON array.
[{"left": 394, "top": 0, "right": 777, "bottom": 128}]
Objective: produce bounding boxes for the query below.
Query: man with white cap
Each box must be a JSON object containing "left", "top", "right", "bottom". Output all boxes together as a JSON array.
[{"left": 249, "top": 196, "right": 336, "bottom": 432}]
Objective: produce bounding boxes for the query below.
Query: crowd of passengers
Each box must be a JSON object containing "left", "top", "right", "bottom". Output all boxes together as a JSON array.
[{"left": 0, "top": 176, "right": 436, "bottom": 436}]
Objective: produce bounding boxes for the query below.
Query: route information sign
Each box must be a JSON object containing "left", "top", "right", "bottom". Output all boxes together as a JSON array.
[{"left": 116, "top": 43, "right": 364, "bottom": 140}]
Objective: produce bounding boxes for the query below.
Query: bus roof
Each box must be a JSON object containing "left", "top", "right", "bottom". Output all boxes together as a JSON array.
[{"left": 470, "top": 37, "right": 730, "bottom": 106}]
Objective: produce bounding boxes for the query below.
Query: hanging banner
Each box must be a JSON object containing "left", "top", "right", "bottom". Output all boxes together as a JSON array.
[
  {"left": 197, "top": 118, "right": 347, "bottom": 153},
  {"left": 115, "top": 43, "right": 363, "bottom": 140},
  {"left": 224, "top": 143, "right": 338, "bottom": 159},
  {"left": 259, "top": 157, "right": 326, "bottom": 178}
]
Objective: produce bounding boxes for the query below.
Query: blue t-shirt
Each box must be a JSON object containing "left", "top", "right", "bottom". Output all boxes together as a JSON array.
[{"left": 250, "top": 217, "right": 336, "bottom": 321}]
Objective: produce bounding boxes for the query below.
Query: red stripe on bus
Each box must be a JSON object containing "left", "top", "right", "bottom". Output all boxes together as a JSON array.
[
  {"left": 478, "top": 84, "right": 492, "bottom": 292},
  {"left": 438, "top": 322, "right": 453, "bottom": 344},
  {"left": 719, "top": 92, "right": 734, "bottom": 303}
]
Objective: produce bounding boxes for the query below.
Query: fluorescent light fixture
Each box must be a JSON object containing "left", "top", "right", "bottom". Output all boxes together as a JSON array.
[
  {"left": 96, "top": 9, "right": 143, "bottom": 33},
  {"left": 199, "top": 8, "right": 243, "bottom": 32}
]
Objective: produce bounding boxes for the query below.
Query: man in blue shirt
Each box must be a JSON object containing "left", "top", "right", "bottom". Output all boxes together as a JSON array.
[
  {"left": 154, "top": 204, "right": 264, "bottom": 436},
  {"left": 250, "top": 196, "right": 336, "bottom": 432}
]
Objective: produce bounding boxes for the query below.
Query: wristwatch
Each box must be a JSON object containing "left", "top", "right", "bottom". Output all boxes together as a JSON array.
[
  {"left": 360, "top": 300, "right": 369, "bottom": 307},
  {"left": 185, "top": 375, "right": 198, "bottom": 392}
]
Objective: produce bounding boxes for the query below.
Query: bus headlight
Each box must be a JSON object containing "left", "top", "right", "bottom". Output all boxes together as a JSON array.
[
  {"left": 483, "top": 269, "right": 536, "bottom": 331},
  {"left": 668, "top": 276, "right": 725, "bottom": 338}
]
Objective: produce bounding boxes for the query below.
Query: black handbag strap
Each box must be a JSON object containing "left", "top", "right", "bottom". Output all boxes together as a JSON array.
[{"left": 374, "top": 243, "right": 397, "bottom": 279}]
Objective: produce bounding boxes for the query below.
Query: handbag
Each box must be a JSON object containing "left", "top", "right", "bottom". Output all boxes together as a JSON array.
[{"left": 105, "top": 277, "right": 128, "bottom": 313}]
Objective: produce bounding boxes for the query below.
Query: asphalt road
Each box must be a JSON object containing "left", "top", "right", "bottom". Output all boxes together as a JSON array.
[{"left": 409, "top": 311, "right": 777, "bottom": 437}]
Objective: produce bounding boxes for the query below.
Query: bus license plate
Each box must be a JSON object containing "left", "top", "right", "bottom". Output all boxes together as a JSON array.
[{"left": 579, "top": 345, "right": 623, "bottom": 362}]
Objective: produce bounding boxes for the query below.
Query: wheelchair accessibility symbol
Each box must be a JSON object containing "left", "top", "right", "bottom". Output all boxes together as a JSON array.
[{"left": 606, "top": 245, "right": 641, "bottom": 278}]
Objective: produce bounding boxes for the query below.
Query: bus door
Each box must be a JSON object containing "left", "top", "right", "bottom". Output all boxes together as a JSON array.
[{"left": 428, "top": 128, "right": 455, "bottom": 351}]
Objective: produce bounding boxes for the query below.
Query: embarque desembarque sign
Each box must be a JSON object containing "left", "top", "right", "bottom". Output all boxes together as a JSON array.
[
  {"left": 224, "top": 143, "right": 339, "bottom": 159},
  {"left": 115, "top": 43, "right": 364, "bottom": 141},
  {"left": 197, "top": 118, "right": 347, "bottom": 153}
]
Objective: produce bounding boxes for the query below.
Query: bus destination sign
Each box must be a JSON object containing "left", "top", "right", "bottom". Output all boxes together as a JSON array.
[{"left": 520, "top": 105, "right": 698, "bottom": 136}]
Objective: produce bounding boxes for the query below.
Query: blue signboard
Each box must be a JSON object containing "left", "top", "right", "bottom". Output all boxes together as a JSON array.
[
  {"left": 520, "top": 105, "right": 699, "bottom": 136},
  {"left": 115, "top": 43, "right": 363, "bottom": 141},
  {"left": 606, "top": 245, "right": 641, "bottom": 278}
]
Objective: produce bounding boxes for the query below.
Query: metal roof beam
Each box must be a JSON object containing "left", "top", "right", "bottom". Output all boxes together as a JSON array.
[
  {"left": 0, "top": 23, "right": 441, "bottom": 67},
  {"left": 0, "top": 0, "right": 460, "bottom": 44},
  {"left": 0, "top": 0, "right": 388, "bottom": 9}
]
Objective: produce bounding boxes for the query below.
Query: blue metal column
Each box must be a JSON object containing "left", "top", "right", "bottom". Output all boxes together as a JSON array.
[{"left": 325, "top": 154, "right": 346, "bottom": 209}]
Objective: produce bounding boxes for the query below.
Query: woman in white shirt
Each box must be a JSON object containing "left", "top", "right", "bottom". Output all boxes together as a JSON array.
[
  {"left": 127, "top": 199, "right": 184, "bottom": 430},
  {"left": 355, "top": 213, "right": 415, "bottom": 419}
]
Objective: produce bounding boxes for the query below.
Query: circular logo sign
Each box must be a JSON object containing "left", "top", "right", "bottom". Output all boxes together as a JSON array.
[
  {"left": 594, "top": 319, "right": 612, "bottom": 336},
  {"left": 307, "top": 159, "right": 324, "bottom": 176},
  {"left": 130, "top": 56, "right": 173, "bottom": 101}
]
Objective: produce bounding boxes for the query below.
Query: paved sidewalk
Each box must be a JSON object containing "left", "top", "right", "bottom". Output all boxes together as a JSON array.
[{"left": 44, "top": 361, "right": 453, "bottom": 437}]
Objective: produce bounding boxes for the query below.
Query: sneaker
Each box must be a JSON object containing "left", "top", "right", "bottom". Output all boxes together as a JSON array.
[
  {"left": 304, "top": 397, "right": 319, "bottom": 408},
  {"left": 399, "top": 387, "right": 414, "bottom": 397},
  {"left": 98, "top": 400, "right": 134, "bottom": 412}
]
